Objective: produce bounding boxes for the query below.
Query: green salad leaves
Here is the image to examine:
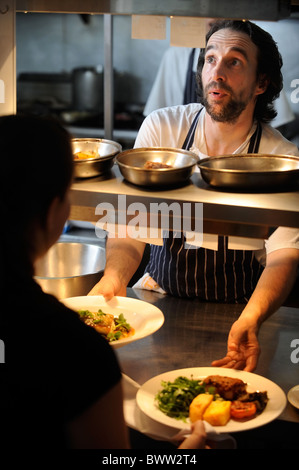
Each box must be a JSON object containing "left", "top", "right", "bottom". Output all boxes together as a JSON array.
[{"left": 155, "top": 376, "right": 206, "bottom": 421}]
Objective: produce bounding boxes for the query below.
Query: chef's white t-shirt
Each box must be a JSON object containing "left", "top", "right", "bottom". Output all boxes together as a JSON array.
[{"left": 134, "top": 103, "right": 299, "bottom": 260}]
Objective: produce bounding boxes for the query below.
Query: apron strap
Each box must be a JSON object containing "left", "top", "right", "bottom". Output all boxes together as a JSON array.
[
  {"left": 248, "top": 121, "right": 262, "bottom": 153},
  {"left": 183, "top": 48, "right": 198, "bottom": 105},
  {"left": 182, "top": 108, "right": 203, "bottom": 150},
  {"left": 182, "top": 110, "right": 262, "bottom": 155}
]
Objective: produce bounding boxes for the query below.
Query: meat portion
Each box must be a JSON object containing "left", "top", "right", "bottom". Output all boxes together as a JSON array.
[
  {"left": 203, "top": 375, "right": 247, "bottom": 400},
  {"left": 79, "top": 309, "right": 115, "bottom": 335},
  {"left": 144, "top": 161, "right": 172, "bottom": 169}
]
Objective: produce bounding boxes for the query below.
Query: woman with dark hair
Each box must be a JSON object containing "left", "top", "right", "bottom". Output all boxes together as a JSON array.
[
  {"left": 0, "top": 114, "right": 128, "bottom": 449},
  {"left": 0, "top": 114, "right": 206, "bottom": 450},
  {"left": 90, "top": 20, "right": 299, "bottom": 373}
]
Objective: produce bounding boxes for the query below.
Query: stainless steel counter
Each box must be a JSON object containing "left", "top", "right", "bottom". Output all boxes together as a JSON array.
[
  {"left": 117, "top": 288, "right": 299, "bottom": 448},
  {"left": 70, "top": 166, "right": 299, "bottom": 239}
]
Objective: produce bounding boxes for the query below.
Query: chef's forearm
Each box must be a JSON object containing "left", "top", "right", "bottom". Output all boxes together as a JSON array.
[
  {"left": 240, "top": 248, "right": 299, "bottom": 326},
  {"left": 104, "top": 235, "right": 146, "bottom": 287}
]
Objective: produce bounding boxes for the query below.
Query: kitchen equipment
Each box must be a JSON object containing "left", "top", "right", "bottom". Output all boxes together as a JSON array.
[
  {"left": 72, "top": 66, "right": 103, "bottom": 112},
  {"left": 34, "top": 242, "right": 106, "bottom": 299},
  {"left": 198, "top": 154, "right": 299, "bottom": 190},
  {"left": 116, "top": 147, "right": 199, "bottom": 187},
  {"left": 72, "top": 138, "right": 122, "bottom": 178}
]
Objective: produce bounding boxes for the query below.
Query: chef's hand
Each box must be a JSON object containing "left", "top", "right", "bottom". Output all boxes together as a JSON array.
[
  {"left": 177, "top": 420, "right": 207, "bottom": 449},
  {"left": 88, "top": 274, "right": 127, "bottom": 300},
  {"left": 211, "top": 316, "right": 261, "bottom": 372}
]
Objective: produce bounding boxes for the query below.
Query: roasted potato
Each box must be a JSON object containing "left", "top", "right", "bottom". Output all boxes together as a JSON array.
[
  {"left": 189, "top": 393, "right": 214, "bottom": 423},
  {"left": 203, "top": 400, "right": 231, "bottom": 426}
]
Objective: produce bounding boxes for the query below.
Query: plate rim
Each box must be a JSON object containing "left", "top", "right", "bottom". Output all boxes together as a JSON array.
[
  {"left": 136, "top": 366, "right": 287, "bottom": 433},
  {"left": 287, "top": 384, "right": 299, "bottom": 409}
]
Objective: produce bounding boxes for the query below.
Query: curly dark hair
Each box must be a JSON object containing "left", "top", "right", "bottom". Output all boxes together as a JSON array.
[{"left": 196, "top": 20, "right": 283, "bottom": 123}]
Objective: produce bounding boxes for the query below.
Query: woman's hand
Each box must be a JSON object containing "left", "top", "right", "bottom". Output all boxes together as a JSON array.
[{"left": 177, "top": 420, "right": 207, "bottom": 449}]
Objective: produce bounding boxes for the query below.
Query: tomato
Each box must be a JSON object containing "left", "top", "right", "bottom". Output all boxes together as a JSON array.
[{"left": 230, "top": 401, "right": 257, "bottom": 419}]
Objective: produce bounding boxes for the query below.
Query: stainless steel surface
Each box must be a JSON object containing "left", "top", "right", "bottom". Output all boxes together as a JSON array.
[
  {"left": 69, "top": 166, "right": 299, "bottom": 239},
  {"left": 16, "top": 0, "right": 293, "bottom": 20},
  {"left": 198, "top": 154, "right": 299, "bottom": 190},
  {"left": 34, "top": 242, "right": 105, "bottom": 299},
  {"left": 116, "top": 148, "right": 199, "bottom": 187},
  {"left": 72, "top": 138, "right": 122, "bottom": 178},
  {"left": 104, "top": 14, "right": 114, "bottom": 141},
  {"left": 117, "top": 289, "right": 299, "bottom": 427}
]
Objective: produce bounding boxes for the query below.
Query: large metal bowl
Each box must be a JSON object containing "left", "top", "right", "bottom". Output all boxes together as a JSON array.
[
  {"left": 72, "top": 138, "right": 122, "bottom": 178},
  {"left": 34, "top": 242, "right": 106, "bottom": 299},
  {"left": 198, "top": 154, "right": 299, "bottom": 190},
  {"left": 116, "top": 147, "right": 199, "bottom": 187}
]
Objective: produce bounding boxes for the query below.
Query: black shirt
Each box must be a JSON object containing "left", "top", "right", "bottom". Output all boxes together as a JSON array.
[{"left": 0, "top": 276, "right": 121, "bottom": 449}]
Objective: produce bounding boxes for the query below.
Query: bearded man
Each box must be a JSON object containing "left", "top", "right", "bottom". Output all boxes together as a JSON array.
[{"left": 89, "top": 20, "right": 299, "bottom": 372}]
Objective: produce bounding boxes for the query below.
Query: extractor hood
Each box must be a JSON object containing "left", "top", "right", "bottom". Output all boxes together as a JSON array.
[{"left": 16, "top": 0, "right": 298, "bottom": 21}]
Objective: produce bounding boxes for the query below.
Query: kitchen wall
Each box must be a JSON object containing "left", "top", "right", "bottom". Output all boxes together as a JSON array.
[
  {"left": 16, "top": 12, "right": 169, "bottom": 106},
  {"left": 16, "top": 13, "right": 299, "bottom": 143}
]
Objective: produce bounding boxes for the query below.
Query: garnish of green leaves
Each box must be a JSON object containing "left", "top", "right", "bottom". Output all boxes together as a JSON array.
[
  {"left": 77, "top": 309, "right": 131, "bottom": 342},
  {"left": 77, "top": 308, "right": 106, "bottom": 323},
  {"left": 155, "top": 376, "right": 207, "bottom": 421},
  {"left": 115, "top": 313, "right": 131, "bottom": 331},
  {"left": 108, "top": 313, "right": 131, "bottom": 342}
]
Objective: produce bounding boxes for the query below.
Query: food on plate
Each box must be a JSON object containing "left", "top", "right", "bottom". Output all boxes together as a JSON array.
[
  {"left": 144, "top": 161, "right": 172, "bottom": 169},
  {"left": 230, "top": 401, "right": 257, "bottom": 420},
  {"left": 189, "top": 393, "right": 213, "bottom": 422},
  {"left": 77, "top": 308, "right": 134, "bottom": 342},
  {"left": 155, "top": 376, "right": 207, "bottom": 421},
  {"left": 203, "top": 375, "right": 247, "bottom": 400},
  {"left": 234, "top": 391, "right": 268, "bottom": 414},
  {"left": 74, "top": 150, "right": 99, "bottom": 160},
  {"left": 155, "top": 374, "right": 268, "bottom": 426},
  {"left": 203, "top": 399, "right": 232, "bottom": 426}
]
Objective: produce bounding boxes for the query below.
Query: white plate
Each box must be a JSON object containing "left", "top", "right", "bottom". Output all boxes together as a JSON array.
[
  {"left": 287, "top": 385, "right": 299, "bottom": 409},
  {"left": 61, "top": 295, "right": 164, "bottom": 349},
  {"left": 136, "top": 367, "right": 287, "bottom": 433}
]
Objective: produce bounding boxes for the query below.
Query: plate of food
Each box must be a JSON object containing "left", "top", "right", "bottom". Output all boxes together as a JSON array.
[
  {"left": 287, "top": 385, "right": 299, "bottom": 409},
  {"left": 61, "top": 295, "right": 164, "bottom": 349},
  {"left": 136, "top": 367, "right": 287, "bottom": 433}
]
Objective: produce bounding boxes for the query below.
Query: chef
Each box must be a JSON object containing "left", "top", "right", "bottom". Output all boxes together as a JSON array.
[
  {"left": 143, "top": 44, "right": 295, "bottom": 129},
  {"left": 89, "top": 20, "right": 299, "bottom": 372}
]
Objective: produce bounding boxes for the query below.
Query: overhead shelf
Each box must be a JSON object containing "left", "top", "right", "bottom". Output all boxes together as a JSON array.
[{"left": 16, "top": 0, "right": 295, "bottom": 21}]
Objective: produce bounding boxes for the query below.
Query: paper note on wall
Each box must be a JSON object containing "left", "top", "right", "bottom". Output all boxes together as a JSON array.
[
  {"left": 0, "top": 0, "right": 16, "bottom": 115},
  {"left": 131, "top": 15, "right": 166, "bottom": 40},
  {"left": 170, "top": 16, "right": 206, "bottom": 48}
]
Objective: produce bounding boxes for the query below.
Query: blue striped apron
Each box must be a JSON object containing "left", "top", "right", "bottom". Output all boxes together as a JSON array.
[{"left": 145, "top": 109, "right": 263, "bottom": 302}]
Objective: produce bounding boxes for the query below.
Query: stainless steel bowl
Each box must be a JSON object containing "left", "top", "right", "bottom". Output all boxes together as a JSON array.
[
  {"left": 198, "top": 154, "right": 299, "bottom": 190},
  {"left": 72, "top": 138, "right": 122, "bottom": 178},
  {"left": 34, "top": 242, "right": 106, "bottom": 299},
  {"left": 116, "top": 147, "right": 199, "bottom": 187}
]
